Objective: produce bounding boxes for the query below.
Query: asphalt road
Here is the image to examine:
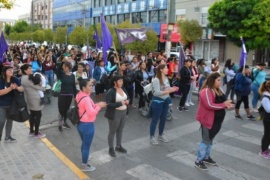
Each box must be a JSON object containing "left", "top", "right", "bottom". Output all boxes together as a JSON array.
[{"left": 39, "top": 92, "right": 270, "bottom": 180}]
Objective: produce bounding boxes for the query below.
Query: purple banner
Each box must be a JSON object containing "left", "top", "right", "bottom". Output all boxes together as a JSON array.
[{"left": 115, "top": 28, "right": 147, "bottom": 45}]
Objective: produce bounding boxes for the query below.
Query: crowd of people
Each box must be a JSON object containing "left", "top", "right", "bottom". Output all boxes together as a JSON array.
[{"left": 0, "top": 43, "right": 269, "bottom": 172}]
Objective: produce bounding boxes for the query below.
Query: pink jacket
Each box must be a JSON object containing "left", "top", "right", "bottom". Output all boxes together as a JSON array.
[
  {"left": 196, "top": 88, "right": 226, "bottom": 129},
  {"left": 76, "top": 91, "right": 101, "bottom": 123}
]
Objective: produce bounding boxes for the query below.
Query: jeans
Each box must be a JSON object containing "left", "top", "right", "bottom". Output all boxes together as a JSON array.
[
  {"left": 0, "top": 107, "right": 13, "bottom": 138},
  {"left": 45, "top": 70, "right": 54, "bottom": 87},
  {"left": 225, "top": 83, "right": 235, "bottom": 100},
  {"left": 77, "top": 122, "right": 95, "bottom": 164},
  {"left": 251, "top": 83, "right": 260, "bottom": 108},
  {"left": 150, "top": 97, "right": 170, "bottom": 137},
  {"left": 186, "top": 81, "right": 196, "bottom": 103},
  {"left": 198, "top": 77, "right": 206, "bottom": 92}
]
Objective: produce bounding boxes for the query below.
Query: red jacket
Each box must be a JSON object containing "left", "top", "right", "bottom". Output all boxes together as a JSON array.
[
  {"left": 196, "top": 88, "right": 226, "bottom": 129},
  {"left": 42, "top": 61, "right": 55, "bottom": 71}
]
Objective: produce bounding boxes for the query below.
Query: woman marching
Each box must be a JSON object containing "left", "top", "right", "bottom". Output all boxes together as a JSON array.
[
  {"left": 258, "top": 81, "right": 270, "bottom": 159},
  {"left": 195, "top": 73, "right": 234, "bottom": 170},
  {"left": 105, "top": 75, "right": 129, "bottom": 157},
  {"left": 76, "top": 77, "right": 107, "bottom": 171},
  {"left": 149, "top": 64, "right": 178, "bottom": 145}
]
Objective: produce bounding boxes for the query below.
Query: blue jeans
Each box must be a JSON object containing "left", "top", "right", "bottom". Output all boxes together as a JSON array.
[
  {"left": 77, "top": 122, "right": 95, "bottom": 164},
  {"left": 45, "top": 70, "right": 54, "bottom": 87},
  {"left": 150, "top": 97, "right": 170, "bottom": 137},
  {"left": 251, "top": 83, "right": 260, "bottom": 108},
  {"left": 199, "top": 77, "right": 206, "bottom": 92}
]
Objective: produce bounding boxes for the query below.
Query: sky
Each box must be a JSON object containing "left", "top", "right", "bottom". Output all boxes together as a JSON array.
[{"left": 0, "top": 0, "right": 32, "bottom": 20}]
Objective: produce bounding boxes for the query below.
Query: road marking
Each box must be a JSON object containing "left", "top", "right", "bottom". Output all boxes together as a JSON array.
[
  {"left": 242, "top": 123, "right": 263, "bottom": 132},
  {"left": 91, "top": 121, "right": 201, "bottom": 165},
  {"left": 222, "top": 130, "right": 260, "bottom": 145},
  {"left": 167, "top": 150, "right": 259, "bottom": 180},
  {"left": 215, "top": 143, "right": 270, "bottom": 169},
  {"left": 24, "top": 122, "right": 89, "bottom": 180},
  {"left": 126, "top": 164, "right": 181, "bottom": 180}
]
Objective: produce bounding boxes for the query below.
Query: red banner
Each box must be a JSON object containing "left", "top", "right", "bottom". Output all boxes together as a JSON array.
[{"left": 159, "top": 24, "right": 181, "bottom": 43}]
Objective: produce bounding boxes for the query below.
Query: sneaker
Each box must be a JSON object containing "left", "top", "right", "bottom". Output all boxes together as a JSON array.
[
  {"left": 253, "top": 109, "right": 259, "bottom": 113},
  {"left": 235, "top": 114, "right": 243, "bottom": 120},
  {"left": 34, "top": 133, "right": 46, "bottom": 139},
  {"left": 183, "top": 107, "right": 189, "bottom": 111},
  {"left": 109, "top": 147, "right": 116, "bottom": 157},
  {"left": 259, "top": 151, "right": 270, "bottom": 159},
  {"left": 189, "top": 102, "right": 195, "bottom": 106},
  {"left": 158, "top": 134, "right": 169, "bottom": 143},
  {"left": 81, "top": 164, "right": 96, "bottom": 172},
  {"left": 195, "top": 161, "right": 208, "bottom": 170},
  {"left": 185, "top": 102, "right": 190, "bottom": 107},
  {"left": 150, "top": 136, "right": 159, "bottom": 145},
  {"left": 177, "top": 106, "right": 183, "bottom": 112},
  {"left": 63, "top": 123, "right": 71, "bottom": 129},
  {"left": 58, "top": 126, "right": 63, "bottom": 132},
  {"left": 129, "top": 104, "right": 136, "bottom": 108},
  {"left": 29, "top": 132, "right": 34, "bottom": 137},
  {"left": 203, "top": 157, "right": 217, "bottom": 166},
  {"left": 247, "top": 115, "right": 255, "bottom": 120},
  {"left": 4, "top": 136, "right": 17, "bottom": 143},
  {"left": 138, "top": 108, "right": 142, "bottom": 111},
  {"left": 115, "top": 146, "right": 127, "bottom": 153}
]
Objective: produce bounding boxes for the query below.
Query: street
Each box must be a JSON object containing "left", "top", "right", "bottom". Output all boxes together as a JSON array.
[{"left": 39, "top": 93, "right": 270, "bottom": 180}]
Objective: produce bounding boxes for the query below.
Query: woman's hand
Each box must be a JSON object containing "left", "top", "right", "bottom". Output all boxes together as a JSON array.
[
  {"left": 224, "top": 100, "right": 234, "bottom": 109},
  {"left": 10, "top": 83, "right": 18, "bottom": 90},
  {"left": 97, "top": 102, "right": 107, "bottom": 108}
]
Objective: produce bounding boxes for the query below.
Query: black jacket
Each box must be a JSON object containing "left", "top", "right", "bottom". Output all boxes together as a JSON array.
[
  {"left": 104, "top": 87, "right": 129, "bottom": 120},
  {"left": 179, "top": 66, "right": 191, "bottom": 85}
]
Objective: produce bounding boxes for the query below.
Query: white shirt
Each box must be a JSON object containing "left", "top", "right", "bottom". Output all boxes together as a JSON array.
[{"left": 115, "top": 92, "right": 127, "bottom": 110}]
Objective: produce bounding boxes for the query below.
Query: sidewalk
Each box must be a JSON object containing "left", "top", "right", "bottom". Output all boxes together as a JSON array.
[{"left": 0, "top": 122, "right": 89, "bottom": 180}]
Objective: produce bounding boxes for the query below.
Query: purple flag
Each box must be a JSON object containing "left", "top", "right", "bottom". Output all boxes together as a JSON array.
[
  {"left": 115, "top": 28, "right": 147, "bottom": 45},
  {"left": 178, "top": 45, "right": 186, "bottom": 71},
  {"left": 0, "top": 31, "right": 8, "bottom": 62},
  {"left": 101, "top": 13, "right": 112, "bottom": 65},
  {"left": 93, "top": 24, "right": 102, "bottom": 49},
  {"left": 239, "top": 38, "right": 247, "bottom": 67}
]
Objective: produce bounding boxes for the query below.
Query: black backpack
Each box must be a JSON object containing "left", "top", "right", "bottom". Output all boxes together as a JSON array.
[
  {"left": 67, "top": 96, "right": 87, "bottom": 125},
  {"left": 258, "top": 95, "right": 270, "bottom": 120}
]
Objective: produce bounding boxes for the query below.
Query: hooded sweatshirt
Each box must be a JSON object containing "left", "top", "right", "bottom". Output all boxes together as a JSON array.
[{"left": 76, "top": 91, "right": 101, "bottom": 122}]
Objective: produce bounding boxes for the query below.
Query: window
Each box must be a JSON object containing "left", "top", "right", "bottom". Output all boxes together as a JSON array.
[
  {"left": 94, "top": 17, "right": 100, "bottom": 24},
  {"left": 94, "top": 0, "right": 100, "bottom": 8},
  {"left": 149, "top": 10, "right": 167, "bottom": 23},
  {"left": 46, "top": 4, "right": 47, "bottom": 9},
  {"left": 201, "top": 7, "right": 209, "bottom": 27},
  {"left": 105, "top": 15, "right": 115, "bottom": 24},
  {"left": 159, "top": 10, "right": 167, "bottom": 22},
  {"left": 41, "top": 15, "right": 43, "bottom": 20},
  {"left": 176, "top": 9, "right": 186, "bottom": 21},
  {"left": 132, "top": 12, "right": 147, "bottom": 23},
  {"left": 38, "top": 15, "right": 40, "bottom": 20},
  {"left": 42, "top": 6, "right": 43, "bottom": 10},
  {"left": 117, "top": 13, "right": 129, "bottom": 23},
  {"left": 118, "top": 0, "right": 125, "bottom": 3},
  {"left": 45, "top": 15, "right": 47, "bottom": 20}
]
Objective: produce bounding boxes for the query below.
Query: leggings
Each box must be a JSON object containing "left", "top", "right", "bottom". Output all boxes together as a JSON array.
[
  {"left": 29, "top": 110, "right": 42, "bottom": 135},
  {"left": 235, "top": 94, "right": 249, "bottom": 109},
  {"left": 58, "top": 95, "right": 73, "bottom": 123},
  {"left": 0, "top": 107, "right": 13, "bottom": 138},
  {"left": 261, "top": 121, "right": 270, "bottom": 152}
]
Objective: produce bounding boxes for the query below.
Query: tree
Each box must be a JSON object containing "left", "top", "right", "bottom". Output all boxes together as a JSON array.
[
  {"left": 32, "top": 30, "right": 45, "bottom": 43},
  {"left": 207, "top": 0, "right": 270, "bottom": 50},
  {"left": 4, "top": 23, "right": 12, "bottom": 36},
  {"left": 11, "top": 20, "right": 29, "bottom": 33},
  {"left": 0, "top": 0, "right": 14, "bottom": 9},
  {"left": 54, "top": 26, "right": 68, "bottom": 44},
  {"left": 9, "top": 32, "right": 19, "bottom": 42},
  {"left": 43, "top": 29, "right": 54, "bottom": 42},
  {"left": 177, "top": 19, "right": 203, "bottom": 45},
  {"left": 68, "top": 26, "right": 87, "bottom": 47}
]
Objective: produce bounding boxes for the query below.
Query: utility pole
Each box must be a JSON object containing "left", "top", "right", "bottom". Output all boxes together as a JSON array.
[
  {"left": 31, "top": 0, "right": 34, "bottom": 42},
  {"left": 165, "top": 0, "right": 176, "bottom": 58}
]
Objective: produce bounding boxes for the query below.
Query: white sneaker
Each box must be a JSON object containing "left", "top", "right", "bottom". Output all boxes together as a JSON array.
[
  {"left": 253, "top": 109, "right": 259, "bottom": 113},
  {"left": 158, "top": 134, "right": 169, "bottom": 143},
  {"left": 150, "top": 136, "right": 158, "bottom": 145},
  {"left": 185, "top": 102, "right": 190, "bottom": 107},
  {"left": 81, "top": 164, "right": 96, "bottom": 172},
  {"left": 189, "top": 102, "right": 195, "bottom": 106}
]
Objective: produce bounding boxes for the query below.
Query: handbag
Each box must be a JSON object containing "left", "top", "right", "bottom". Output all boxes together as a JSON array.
[{"left": 52, "top": 80, "right": 61, "bottom": 97}]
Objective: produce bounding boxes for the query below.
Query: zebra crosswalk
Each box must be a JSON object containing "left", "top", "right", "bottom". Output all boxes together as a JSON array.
[{"left": 90, "top": 118, "right": 270, "bottom": 180}]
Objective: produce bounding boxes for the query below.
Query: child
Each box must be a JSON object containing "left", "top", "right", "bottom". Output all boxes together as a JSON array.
[{"left": 29, "top": 72, "right": 46, "bottom": 105}]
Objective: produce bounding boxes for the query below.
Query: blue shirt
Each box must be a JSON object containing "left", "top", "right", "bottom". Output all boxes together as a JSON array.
[
  {"left": 31, "top": 60, "right": 42, "bottom": 73},
  {"left": 0, "top": 77, "right": 21, "bottom": 107},
  {"left": 253, "top": 68, "right": 266, "bottom": 86}
]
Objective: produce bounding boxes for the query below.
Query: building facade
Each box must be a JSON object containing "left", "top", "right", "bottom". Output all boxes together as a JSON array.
[
  {"left": 31, "top": 0, "right": 53, "bottom": 29},
  {"left": 18, "top": 13, "right": 31, "bottom": 24},
  {"left": 175, "top": 0, "right": 255, "bottom": 64}
]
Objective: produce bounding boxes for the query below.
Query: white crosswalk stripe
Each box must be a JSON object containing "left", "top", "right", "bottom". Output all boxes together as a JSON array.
[
  {"left": 91, "top": 121, "right": 200, "bottom": 165},
  {"left": 167, "top": 149, "right": 259, "bottom": 180},
  {"left": 214, "top": 143, "right": 270, "bottom": 168},
  {"left": 222, "top": 130, "right": 260, "bottom": 145},
  {"left": 126, "top": 164, "right": 181, "bottom": 180},
  {"left": 242, "top": 123, "right": 263, "bottom": 132}
]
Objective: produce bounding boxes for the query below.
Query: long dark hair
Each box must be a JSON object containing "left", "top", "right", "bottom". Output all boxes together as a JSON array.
[
  {"left": 225, "top": 59, "right": 233, "bottom": 69},
  {"left": 201, "top": 72, "right": 222, "bottom": 96},
  {"left": 146, "top": 58, "right": 153, "bottom": 72},
  {"left": 1, "top": 66, "right": 15, "bottom": 82}
]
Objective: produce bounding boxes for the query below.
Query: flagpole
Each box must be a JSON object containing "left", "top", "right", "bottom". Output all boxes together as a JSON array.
[
  {"left": 112, "top": 41, "right": 120, "bottom": 66},
  {"left": 240, "top": 36, "right": 246, "bottom": 74}
]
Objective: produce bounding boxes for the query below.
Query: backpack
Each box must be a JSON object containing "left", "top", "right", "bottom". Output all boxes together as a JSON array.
[
  {"left": 251, "top": 68, "right": 259, "bottom": 82},
  {"left": 258, "top": 95, "right": 270, "bottom": 121},
  {"left": 67, "top": 96, "right": 87, "bottom": 125}
]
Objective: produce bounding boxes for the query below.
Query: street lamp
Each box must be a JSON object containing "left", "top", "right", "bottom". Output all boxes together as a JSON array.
[{"left": 165, "top": 23, "right": 174, "bottom": 58}]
